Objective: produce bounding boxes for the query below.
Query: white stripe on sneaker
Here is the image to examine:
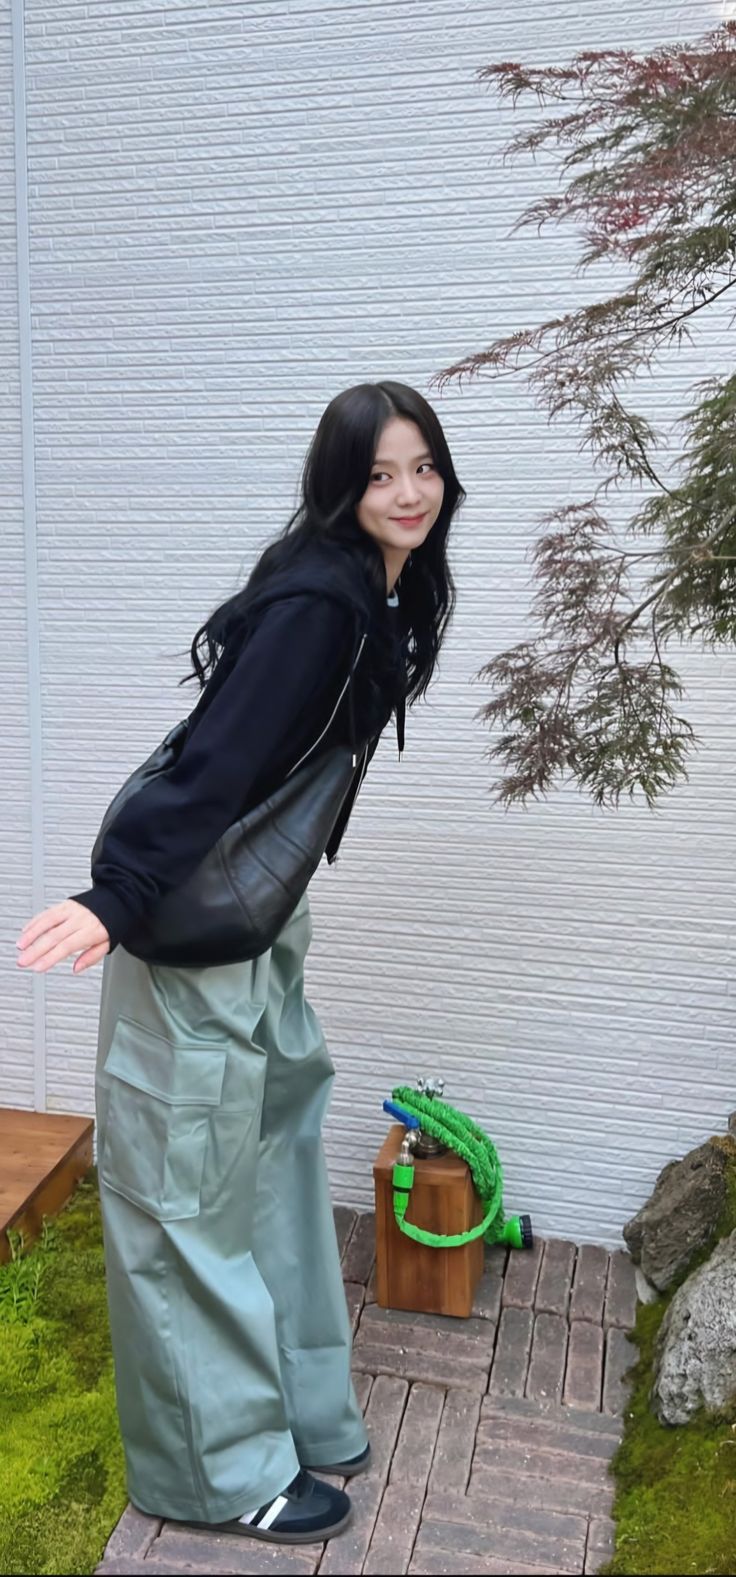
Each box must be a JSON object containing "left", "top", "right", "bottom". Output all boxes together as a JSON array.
[{"left": 256, "top": 1494, "right": 289, "bottom": 1530}]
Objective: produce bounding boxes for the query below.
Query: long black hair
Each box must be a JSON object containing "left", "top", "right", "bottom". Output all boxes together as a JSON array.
[{"left": 178, "top": 380, "right": 466, "bottom": 711}]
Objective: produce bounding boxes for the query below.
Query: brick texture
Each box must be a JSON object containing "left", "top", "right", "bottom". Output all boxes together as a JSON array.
[
  {"left": 336, "top": 1207, "right": 358, "bottom": 1261},
  {"left": 500, "top": 1237, "right": 544, "bottom": 1309},
  {"left": 602, "top": 1327, "right": 636, "bottom": 1416},
  {"left": 604, "top": 1252, "right": 638, "bottom": 1331},
  {"left": 535, "top": 1240, "right": 577, "bottom": 1319},
  {"left": 363, "top": 1386, "right": 444, "bottom": 1574},
  {"left": 341, "top": 1213, "right": 377, "bottom": 1287},
  {"left": 570, "top": 1247, "right": 609, "bottom": 1325},
  {"left": 97, "top": 1220, "right": 634, "bottom": 1577},
  {"left": 563, "top": 1322, "right": 605, "bottom": 1412},
  {"left": 353, "top": 1305, "right": 495, "bottom": 1392},
  {"left": 526, "top": 1311, "right": 568, "bottom": 1404},
  {"left": 488, "top": 1306, "right": 534, "bottom": 1397}
]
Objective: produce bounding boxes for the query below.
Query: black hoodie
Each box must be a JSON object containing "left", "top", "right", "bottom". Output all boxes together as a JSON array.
[{"left": 70, "top": 538, "right": 408, "bottom": 954}]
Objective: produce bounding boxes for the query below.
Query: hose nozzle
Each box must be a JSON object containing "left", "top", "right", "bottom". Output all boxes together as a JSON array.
[{"left": 500, "top": 1214, "right": 534, "bottom": 1251}]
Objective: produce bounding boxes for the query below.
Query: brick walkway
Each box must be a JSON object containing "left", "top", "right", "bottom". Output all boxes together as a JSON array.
[{"left": 96, "top": 1211, "right": 637, "bottom": 1576}]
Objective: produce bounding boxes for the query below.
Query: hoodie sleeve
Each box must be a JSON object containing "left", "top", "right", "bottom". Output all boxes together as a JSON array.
[{"left": 69, "top": 593, "right": 355, "bottom": 953}]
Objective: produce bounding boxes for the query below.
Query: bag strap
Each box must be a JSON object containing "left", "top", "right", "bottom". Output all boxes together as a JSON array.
[
  {"left": 171, "top": 626, "right": 368, "bottom": 773},
  {"left": 285, "top": 629, "right": 368, "bottom": 779}
]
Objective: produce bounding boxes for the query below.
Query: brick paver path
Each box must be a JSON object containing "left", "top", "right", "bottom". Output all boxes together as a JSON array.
[{"left": 96, "top": 1211, "right": 637, "bottom": 1576}]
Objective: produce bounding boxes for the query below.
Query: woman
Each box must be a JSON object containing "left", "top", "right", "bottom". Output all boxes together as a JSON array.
[{"left": 15, "top": 379, "right": 465, "bottom": 1546}]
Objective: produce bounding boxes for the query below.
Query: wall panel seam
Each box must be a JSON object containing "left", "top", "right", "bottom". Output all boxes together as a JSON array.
[{"left": 12, "top": 0, "right": 46, "bottom": 1111}]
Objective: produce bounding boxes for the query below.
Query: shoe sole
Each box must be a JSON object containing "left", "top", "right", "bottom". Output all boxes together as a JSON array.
[{"left": 183, "top": 1503, "right": 353, "bottom": 1544}]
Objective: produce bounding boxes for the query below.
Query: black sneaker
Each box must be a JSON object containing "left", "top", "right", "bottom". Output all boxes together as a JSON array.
[
  {"left": 301, "top": 1441, "right": 372, "bottom": 1477},
  {"left": 184, "top": 1469, "right": 352, "bottom": 1544}
]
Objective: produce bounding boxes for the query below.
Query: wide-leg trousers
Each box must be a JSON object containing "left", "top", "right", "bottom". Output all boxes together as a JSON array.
[{"left": 93, "top": 886, "right": 368, "bottom": 1523}]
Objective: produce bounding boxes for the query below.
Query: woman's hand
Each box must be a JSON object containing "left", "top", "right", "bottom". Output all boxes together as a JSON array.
[{"left": 16, "top": 900, "right": 111, "bottom": 975}]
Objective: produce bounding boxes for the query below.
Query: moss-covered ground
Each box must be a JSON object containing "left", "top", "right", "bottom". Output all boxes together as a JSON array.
[
  {"left": 604, "top": 1141, "right": 736, "bottom": 1575},
  {"left": 0, "top": 1168, "right": 127, "bottom": 1576}
]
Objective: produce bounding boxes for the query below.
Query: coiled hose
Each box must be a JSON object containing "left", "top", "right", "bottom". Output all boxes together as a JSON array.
[{"left": 386, "top": 1085, "right": 533, "bottom": 1251}]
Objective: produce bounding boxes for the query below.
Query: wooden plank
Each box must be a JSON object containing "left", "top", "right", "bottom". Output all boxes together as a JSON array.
[{"left": 0, "top": 1108, "right": 94, "bottom": 1261}]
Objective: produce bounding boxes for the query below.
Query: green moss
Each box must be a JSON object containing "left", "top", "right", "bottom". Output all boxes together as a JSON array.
[
  {"left": 0, "top": 1169, "right": 128, "bottom": 1576},
  {"left": 604, "top": 1145, "right": 736, "bottom": 1576}
]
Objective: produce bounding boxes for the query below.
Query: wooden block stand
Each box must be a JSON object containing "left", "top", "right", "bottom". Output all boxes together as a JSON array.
[{"left": 373, "top": 1123, "right": 484, "bottom": 1318}]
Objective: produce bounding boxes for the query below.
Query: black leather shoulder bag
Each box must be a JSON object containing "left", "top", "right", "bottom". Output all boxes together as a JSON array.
[{"left": 89, "top": 629, "right": 369, "bottom": 968}]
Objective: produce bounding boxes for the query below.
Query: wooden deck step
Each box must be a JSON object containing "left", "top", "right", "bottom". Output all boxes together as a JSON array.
[{"left": 0, "top": 1108, "right": 94, "bottom": 1263}]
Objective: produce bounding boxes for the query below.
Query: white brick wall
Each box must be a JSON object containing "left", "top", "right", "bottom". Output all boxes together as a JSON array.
[{"left": 5, "top": 0, "right": 735, "bottom": 1245}]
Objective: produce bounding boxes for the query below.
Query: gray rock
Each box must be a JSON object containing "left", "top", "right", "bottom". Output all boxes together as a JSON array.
[
  {"left": 634, "top": 1266, "right": 660, "bottom": 1305},
  {"left": 652, "top": 1230, "right": 736, "bottom": 1425},
  {"left": 623, "top": 1141, "right": 728, "bottom": 1292}
]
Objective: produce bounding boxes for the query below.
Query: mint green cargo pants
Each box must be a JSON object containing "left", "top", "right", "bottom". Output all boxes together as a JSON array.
[{"left": 94, "top": 886, "right": 368, "bottom": 1524}]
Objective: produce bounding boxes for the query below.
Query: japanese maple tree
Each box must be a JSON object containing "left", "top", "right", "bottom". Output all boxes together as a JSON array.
[{"left": 432, "top": 21, "right": 736, "bottom": 807}]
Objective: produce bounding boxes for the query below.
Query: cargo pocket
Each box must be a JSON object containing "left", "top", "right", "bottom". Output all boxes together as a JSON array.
[{"left": 99, "top": 1014, "right": 228, "bottom": 1222}]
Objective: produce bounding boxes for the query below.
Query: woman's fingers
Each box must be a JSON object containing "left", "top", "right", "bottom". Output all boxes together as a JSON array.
[
  {"left": 19, "top": 926, "right": 82, "bottom": 972},
  {"left": 17, "top": 913, "right": 76, "bottom": 967},
  {"left": 72, "top": 942, "right": 110, "bottom": 975},
  {"left": 17, "top": 900, "right": 110, "bottom": 973},
  {"left": 16, "top": 903, "right": 69, "bottom": 953}
]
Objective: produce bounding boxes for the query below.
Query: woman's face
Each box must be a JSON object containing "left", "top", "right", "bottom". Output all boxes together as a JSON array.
[{"left": 355, "top": 417, "right": 445, "bottom": 565}]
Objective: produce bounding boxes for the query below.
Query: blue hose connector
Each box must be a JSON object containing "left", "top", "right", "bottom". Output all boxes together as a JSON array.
[{"left": 382, "top": 1099, "right": 420, "bottom": 1130}]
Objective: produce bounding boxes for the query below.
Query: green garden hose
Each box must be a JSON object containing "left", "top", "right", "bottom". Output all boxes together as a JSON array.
[{"left": 386, "top": 1085, "right": 533, "bottom": 1252}]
